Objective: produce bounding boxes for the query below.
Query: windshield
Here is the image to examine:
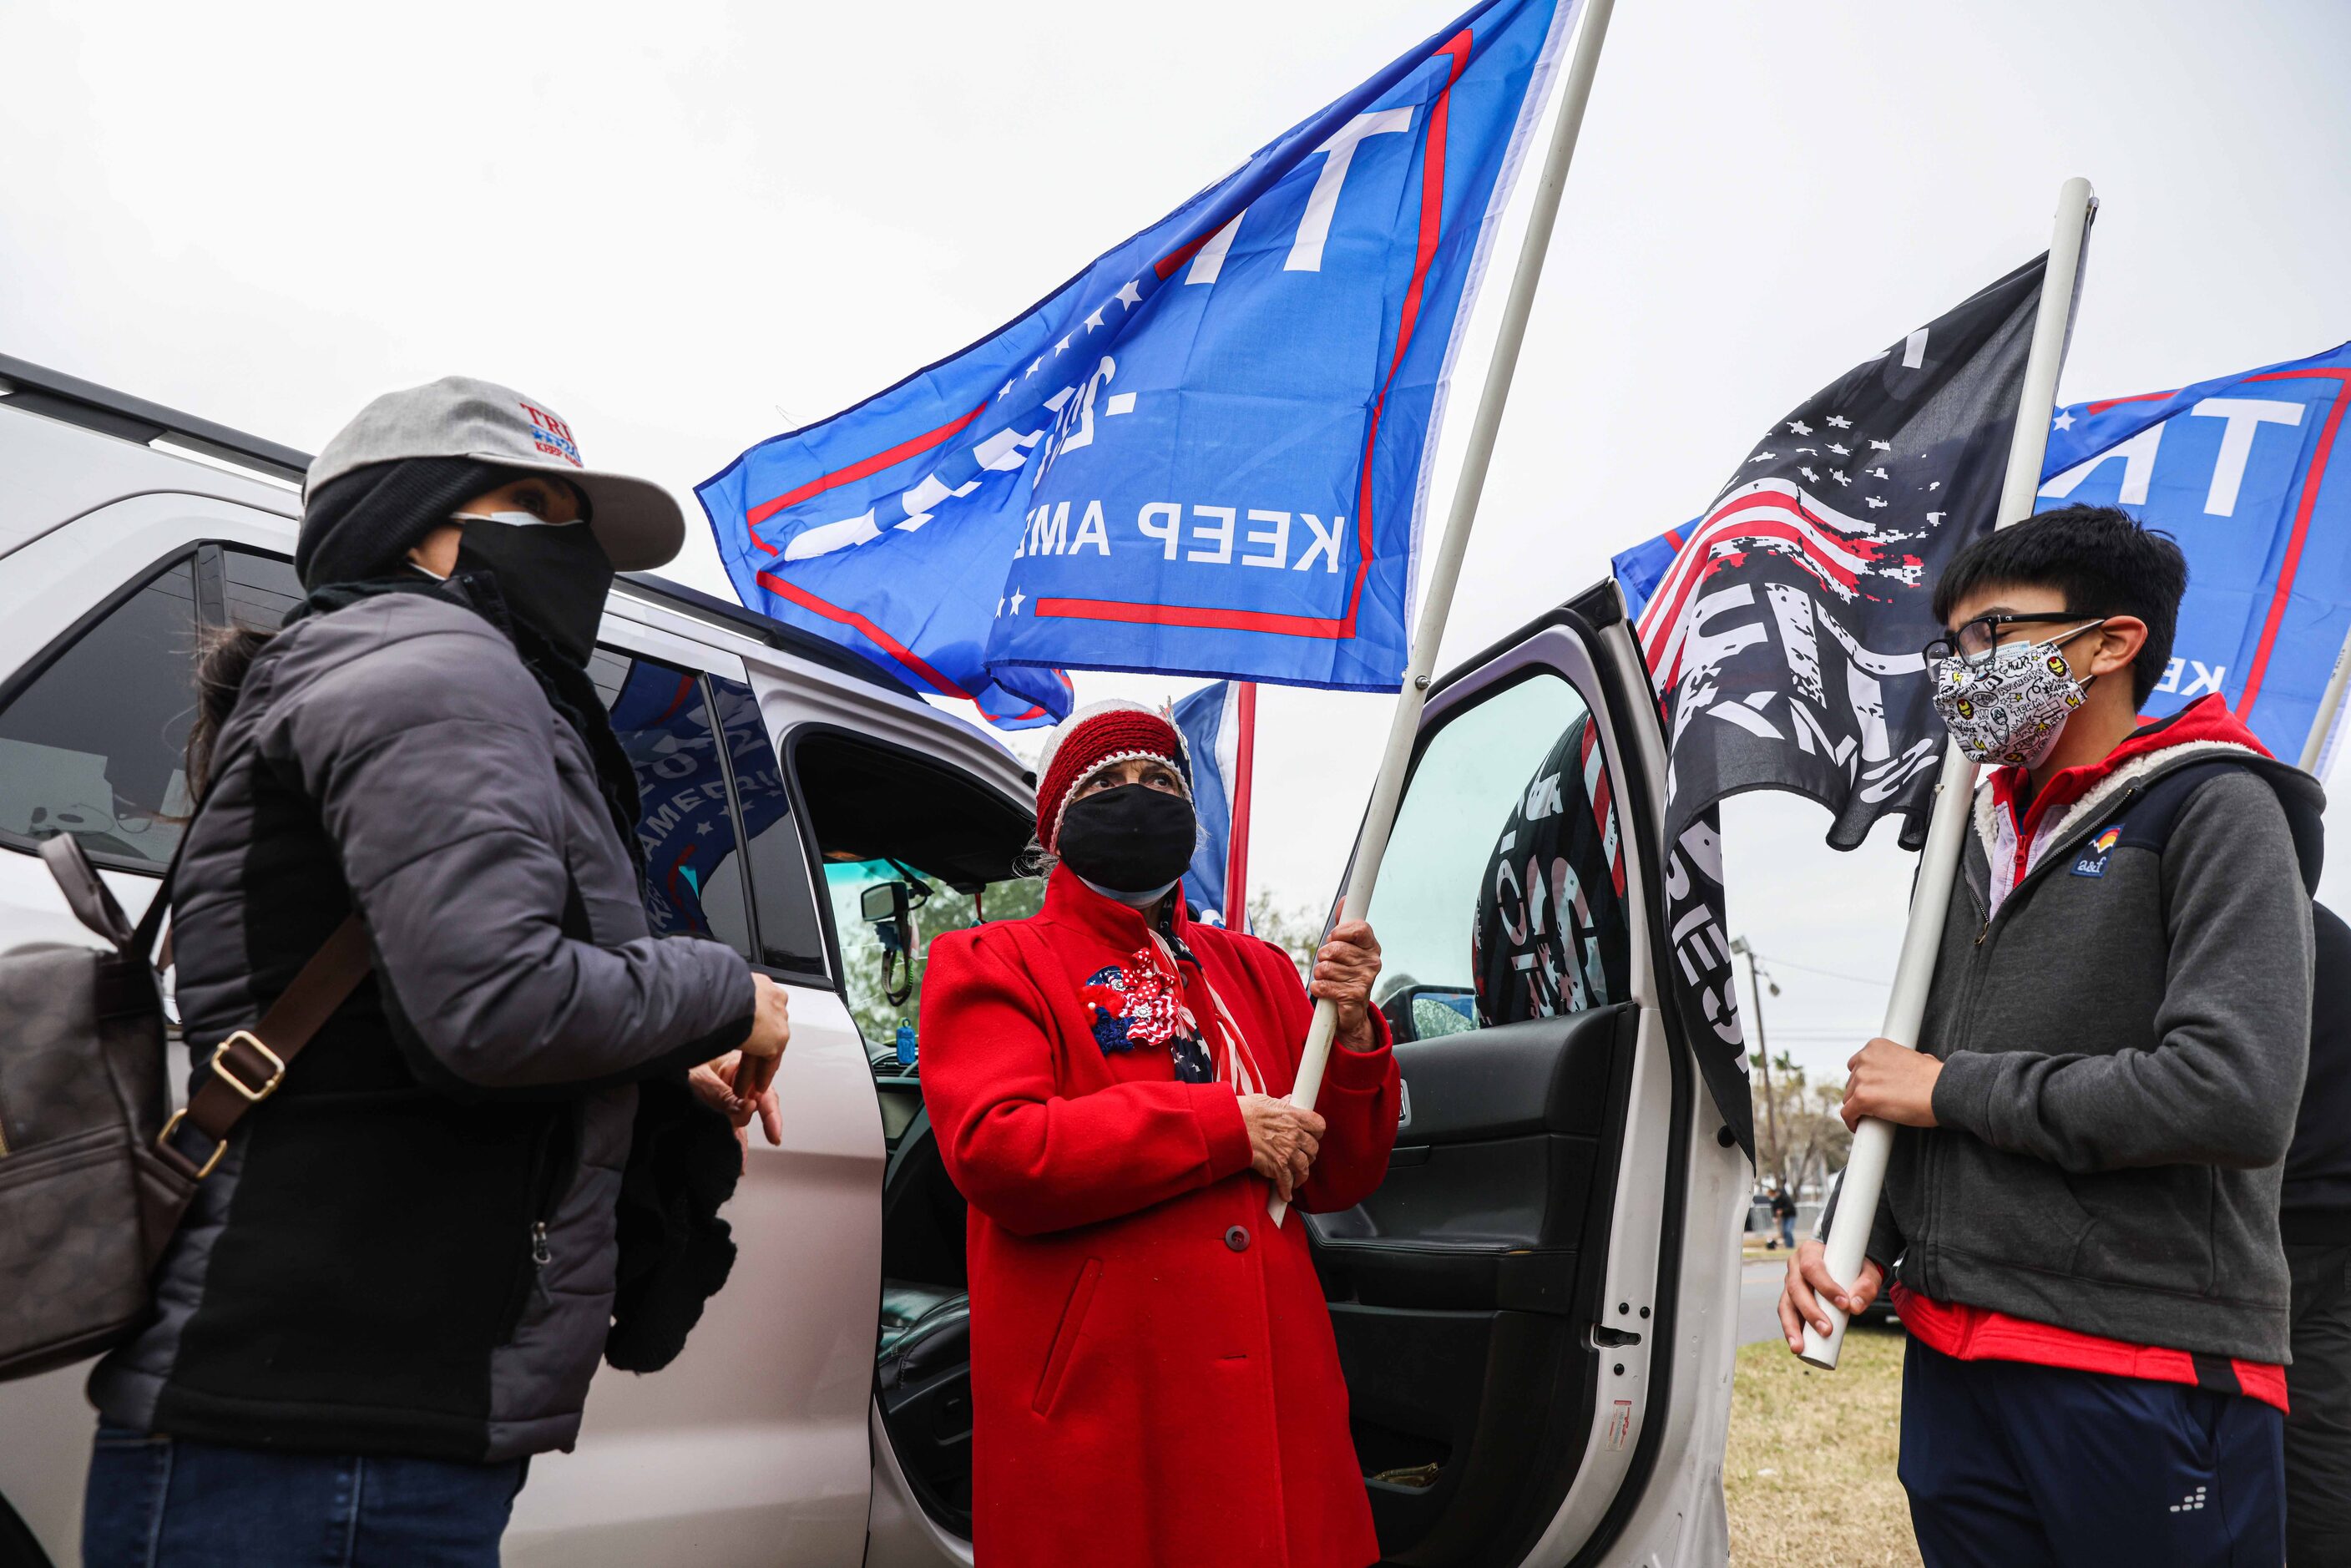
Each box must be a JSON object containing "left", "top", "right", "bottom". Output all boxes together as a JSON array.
[{"left": 822, "top": 858, "right": 1045, "bottom": 1056}]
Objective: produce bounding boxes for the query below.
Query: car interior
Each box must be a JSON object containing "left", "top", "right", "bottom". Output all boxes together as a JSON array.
[{"left": 790, "top": 665, "right": 1646, "bottom": 1565}]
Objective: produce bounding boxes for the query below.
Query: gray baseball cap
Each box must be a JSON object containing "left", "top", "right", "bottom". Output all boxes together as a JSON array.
[{"left": 306, "top": 376, "right": 685, "bottom": 570}]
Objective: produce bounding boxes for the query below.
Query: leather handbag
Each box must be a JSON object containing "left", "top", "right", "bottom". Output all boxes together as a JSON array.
[{"left": 0, "top": 835, "right": 367, "bottom": 1380}]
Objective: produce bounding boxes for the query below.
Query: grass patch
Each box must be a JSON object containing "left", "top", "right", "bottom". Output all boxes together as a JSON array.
[{"left": 1725, "top": 1324, "right": 1918, "bottom": 1567}]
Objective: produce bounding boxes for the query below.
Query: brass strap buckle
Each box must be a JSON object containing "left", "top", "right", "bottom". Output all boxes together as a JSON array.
[
  {"left": 156, "top": 1108, "right": 226, "bottom": 1181},
  {"left": 209, "top": 1030, "right": 286, "bottom": 1104}
]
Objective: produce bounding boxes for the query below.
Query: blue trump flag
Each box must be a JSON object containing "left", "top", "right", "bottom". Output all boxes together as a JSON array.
[
  {"left": 1172, "top": 681, "right": 1246, "bottom": 928},
  {"left": 698, "top": 0, "right": 1579, "bottom": 716},
  {"left": 2035, "top": 340, "right": 2351, "bottom": 765}
]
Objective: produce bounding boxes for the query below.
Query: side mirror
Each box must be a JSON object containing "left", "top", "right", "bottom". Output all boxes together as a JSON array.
[{"left": 862, "top": 880, "right": 918, "bottom": 1005}]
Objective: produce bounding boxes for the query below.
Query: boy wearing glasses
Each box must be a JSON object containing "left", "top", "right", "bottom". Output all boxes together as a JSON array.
[{"left": 1778, "top": 504, "right": 2319, "bottom": 1565}]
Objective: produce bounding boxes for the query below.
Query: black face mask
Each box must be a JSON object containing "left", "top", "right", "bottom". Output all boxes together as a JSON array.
[
  {"left": 1057, "top": 783, "right": 1197, "bottom": 898},
  {"left": 452, "top": 518, "right": 615, "bottom": 665}
]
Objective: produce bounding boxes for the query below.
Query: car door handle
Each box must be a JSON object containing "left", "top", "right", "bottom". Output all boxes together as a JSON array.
[{"left": 1396, "top": 1080, "right": 1412, "bottom": 1130}]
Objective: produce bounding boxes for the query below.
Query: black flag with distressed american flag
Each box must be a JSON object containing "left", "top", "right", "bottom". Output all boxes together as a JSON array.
[{"left": 1633, "top": 256, "right": 2046, "bottom": 1156}]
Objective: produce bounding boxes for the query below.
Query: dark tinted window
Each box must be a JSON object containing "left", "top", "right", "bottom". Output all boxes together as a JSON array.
[
  {"left": 709, "top": 675, "right": 827, "bottom": 976},
  {"left": 589, "top": 648, "right": 755, "bottom": 959},
  {"left": 0, "top": 559, "right": 200, "bottom": 867},
  {"left": 223, "top": 549, "right": 305, "bottom": 632}
]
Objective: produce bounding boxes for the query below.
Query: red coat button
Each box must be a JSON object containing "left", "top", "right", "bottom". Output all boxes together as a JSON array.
[{"left": 1225, "top": 1226, "right": 1251, "bottom": 1252}]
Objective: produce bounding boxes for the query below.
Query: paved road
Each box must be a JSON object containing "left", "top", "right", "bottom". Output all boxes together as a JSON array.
[
  {"left": 1739, "top": 1255, "right": 1904, "bottom": 1347},
  {"left": 1740, "top": 1257, "right": 1790, "bottom": 1345}
]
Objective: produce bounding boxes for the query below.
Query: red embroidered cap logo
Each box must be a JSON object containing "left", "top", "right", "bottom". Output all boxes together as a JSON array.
[{"left": 518, "top": 402, "right": 583, "bottom": 467}]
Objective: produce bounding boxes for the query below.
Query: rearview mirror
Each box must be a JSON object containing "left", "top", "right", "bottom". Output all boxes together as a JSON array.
[
  {"left": 860, "top": 882, "right": 904, "bottom": 925},
  {"left": 862, "top": 880, "right": 918, "bottom": 1006}
]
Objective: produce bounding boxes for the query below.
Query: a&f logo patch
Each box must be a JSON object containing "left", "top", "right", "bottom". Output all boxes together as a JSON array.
[{"left": 2070, "top": 825, "right": 2124, "bottom": 878}]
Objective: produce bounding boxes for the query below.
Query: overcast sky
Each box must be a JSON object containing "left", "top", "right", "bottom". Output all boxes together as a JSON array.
[{"left": 8, "top": 0, "right": 2349, "bottom": 1080}]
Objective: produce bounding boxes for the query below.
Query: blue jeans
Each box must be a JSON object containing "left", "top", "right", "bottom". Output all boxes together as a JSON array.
[
  {"left": 1777, "top": 1216, "right": 1796, "bottom": 1249},
  {"left": 83, "top": 1425, "right": 526, "bottom": 1567}
]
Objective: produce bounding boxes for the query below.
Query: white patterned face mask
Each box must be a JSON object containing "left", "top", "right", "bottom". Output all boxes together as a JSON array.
[{"left": 1929, "top": 625, "right": 2101, "bottom": 769}]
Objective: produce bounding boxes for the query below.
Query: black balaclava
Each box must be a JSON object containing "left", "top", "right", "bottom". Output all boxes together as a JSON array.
[
  {"left": 296, "top": 457, "right": 501, "bottom": 590},
  {"left": 448, "top": 513, "right": 614, "bottom": 666}
]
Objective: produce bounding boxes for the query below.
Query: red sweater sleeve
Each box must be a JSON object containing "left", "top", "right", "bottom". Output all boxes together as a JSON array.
[
  {"left": 1239, "top": 937, "right": 1399, "bottom": 1215},
  {"left": 918, "top": 928, "right": 1256, "bottom": 1237}
]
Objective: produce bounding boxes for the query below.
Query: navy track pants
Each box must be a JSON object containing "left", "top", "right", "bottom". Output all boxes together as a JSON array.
[{"left": 1899, "top": 1338, "right": 2285, "bottom": 1567}]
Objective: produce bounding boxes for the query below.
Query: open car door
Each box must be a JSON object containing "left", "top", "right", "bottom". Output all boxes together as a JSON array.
[{"left": 1311, "top": 581, "right": 1747, "bottom": 1568}]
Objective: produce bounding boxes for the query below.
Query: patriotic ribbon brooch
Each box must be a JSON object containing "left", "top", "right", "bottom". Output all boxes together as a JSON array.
[{"left": 1080, "top": 953, "right": 1216, "bottom": 1083}]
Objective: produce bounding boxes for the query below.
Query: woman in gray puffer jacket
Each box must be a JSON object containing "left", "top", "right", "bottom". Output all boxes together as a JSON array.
[{"left": 83, "top": 378, "right": 791, "bottom": 1568}]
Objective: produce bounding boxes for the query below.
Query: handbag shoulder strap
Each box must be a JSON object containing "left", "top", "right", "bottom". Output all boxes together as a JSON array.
[
  {"left": 155, "top": 913, "right": 371, "bottom": 1181},
  {"left": 38, "top": 835, "right": 140, "bottom": 953}
]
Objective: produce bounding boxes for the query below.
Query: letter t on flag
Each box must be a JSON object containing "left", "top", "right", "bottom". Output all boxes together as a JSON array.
[{"left": 696, "top": 0, "right": 1581, "bottom": 713}]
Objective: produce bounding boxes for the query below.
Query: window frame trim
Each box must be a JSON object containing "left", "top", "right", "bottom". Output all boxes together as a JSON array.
[
  {"left": 696, "top": 670, "right": 832, "bottom": 989},
  {"left": 0, "top": 544, "right": 210, "bottom": 875}
]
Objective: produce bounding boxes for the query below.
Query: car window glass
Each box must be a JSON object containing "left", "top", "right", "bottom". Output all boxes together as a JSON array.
[
  {"left": 588, "top": 648, "right": 754, "bottom": 959},
  {"left": 1366, "top": 671, "right": 1631, "bottom": 1040},
  {"left": 822, "top": 858, "right": 1044, "bottom": 1052},
  {"left": 0, "top": 559, "right": 200, "bottom": 867},
  {"left": 223, "top": 548, "right": 305, "bottom": 632},
  {"left": 707, "top": 675, "right": 828, "bottom": 977}
]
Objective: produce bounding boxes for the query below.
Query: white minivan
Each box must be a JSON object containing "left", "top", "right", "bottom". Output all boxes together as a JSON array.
[{"left": 0, "top": 355, "right": 1746, "bottom": 1568}]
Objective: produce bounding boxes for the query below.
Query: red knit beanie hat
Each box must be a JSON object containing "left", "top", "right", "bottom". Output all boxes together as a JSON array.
[{"left": 1034, "top": 701, "right": 1191, "bottom": 852}]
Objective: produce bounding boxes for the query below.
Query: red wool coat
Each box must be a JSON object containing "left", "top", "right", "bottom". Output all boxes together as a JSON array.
[{"left": 919, "top": 867, "right": 1401, "bottom": 1568}]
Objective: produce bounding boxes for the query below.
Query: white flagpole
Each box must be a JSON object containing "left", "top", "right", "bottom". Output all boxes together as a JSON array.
[
  {"left": 1272, "top": 0, "right": 1618, "bottom": 1225},
  {"left": 1799, "top": 176, "right": 2098, "bottom": 1367},
  {"left": 2297, "top": 623, "right": 2351, "bottom": 774}
]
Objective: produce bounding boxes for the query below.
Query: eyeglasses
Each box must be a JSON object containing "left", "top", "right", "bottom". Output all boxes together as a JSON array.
[{"left": 1924, "top": 613, "right": 2106, "bottom": 670}]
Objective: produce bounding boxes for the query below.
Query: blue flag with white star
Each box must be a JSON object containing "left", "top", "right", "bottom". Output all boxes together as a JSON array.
[{"left": 697, "top": 0, "right": 1579, "bottom": 718}]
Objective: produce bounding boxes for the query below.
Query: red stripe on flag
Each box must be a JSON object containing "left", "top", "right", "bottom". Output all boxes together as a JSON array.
[
  {"left": 1031, "top": 596, "right": 1351, "bottom": 638},
  {"left": 1225, "top": 682, "right": 1258, "bottom": 928},
  {"left": 745, "top": 401, "right": 991, "bottom": 537},
  {"left": 2232, "top": 368, "right": 2351, "bottom": 721},
  {"left": 1153, "top": 230, "right": 1216, "bottom": 281},
  {"left": 1662, "top": 526, "right": 1686, "bottom": 550},
  {"left": 1578, "top": 721, "right": 1626, "bottom": 896},
  {"left": 652, "top": 671, "right": 697, "bottom": 726},
  {"left": 753, "top": 568, "right": 976, "bottom": 700},
  {"left": 1638, "top": 486, "right": 1870, "bottom": 677},
  {"left": 2085, "top": 389, "right": 2179, "bottom": 417},
  {"left": 1345, "top": 29, "right": 1473, "bottom": 639}
]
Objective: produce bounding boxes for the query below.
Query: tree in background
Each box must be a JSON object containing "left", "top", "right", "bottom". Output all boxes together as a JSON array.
[
  {"left": 1245, "top": 891, "right": 1322, "bottom": 979},
  {"left": 1752, "top": 1051, "right": 1852, "bottom": 1199}
]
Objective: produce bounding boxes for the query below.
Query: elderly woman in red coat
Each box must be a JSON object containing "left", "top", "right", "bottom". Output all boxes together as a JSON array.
[{"left": 919, "top": 700, "right": 1401, "bottom": 1568}]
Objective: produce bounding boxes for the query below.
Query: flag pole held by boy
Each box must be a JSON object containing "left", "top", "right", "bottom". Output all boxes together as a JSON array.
[{"left": 1800, "top": 175, "right": 2099, "bottom": 1368}]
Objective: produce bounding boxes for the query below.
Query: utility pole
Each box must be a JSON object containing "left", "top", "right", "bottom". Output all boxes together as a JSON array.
[{"left": 1730, "top": 937, "right": 1782, "bottom": 1191}]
